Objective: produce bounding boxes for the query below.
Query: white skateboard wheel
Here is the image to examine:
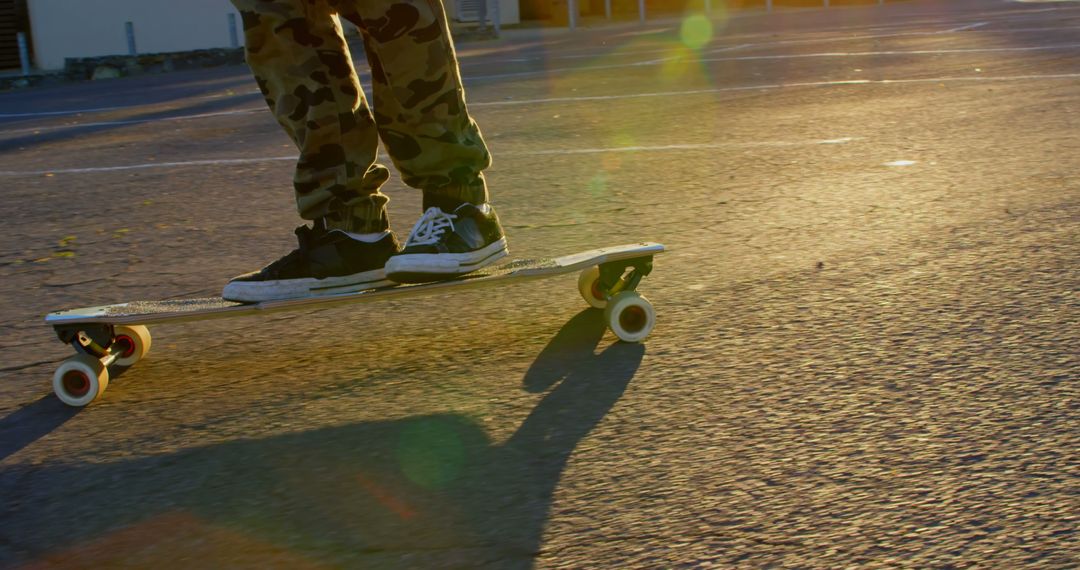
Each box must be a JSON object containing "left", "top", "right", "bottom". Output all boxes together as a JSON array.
[
  {"left": 577, "top": 266, "right": 608, "bottom": 309},
  {"left": 53, "top": 354, "right": 109, "bottom": 407},
  {"left": 604, "top": 292, "right": 656, "bottom": 343},
  {"left": 112, "top": 325, "right": 152, "bottom": 367}
]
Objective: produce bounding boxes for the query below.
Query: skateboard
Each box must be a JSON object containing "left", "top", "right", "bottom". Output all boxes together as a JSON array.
[{"left": 44, "top": 242, "right": 664, "bottom": 407}]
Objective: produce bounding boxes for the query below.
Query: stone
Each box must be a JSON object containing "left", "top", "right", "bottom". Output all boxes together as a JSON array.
[{"left": 91, "top": 65, "right": 122, "bottom": 80}]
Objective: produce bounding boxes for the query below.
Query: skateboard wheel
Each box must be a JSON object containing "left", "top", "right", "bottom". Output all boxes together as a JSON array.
[
  {"left": 604, "top": 292, "right": 656, "bottom": 343},
  {"left": 112, "top": 325, "right": 152, "bottom": 367},
  {"left": 53, "top": 354, "right": 109, "bottom": 407},
  {"left": 577, "top": 266, "right": 608, "bottom": 309}
]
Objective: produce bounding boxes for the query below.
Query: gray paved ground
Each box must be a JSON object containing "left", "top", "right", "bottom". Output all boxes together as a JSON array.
[{"left": 0, "top": 0, "right": 1078, "bottom": 567}]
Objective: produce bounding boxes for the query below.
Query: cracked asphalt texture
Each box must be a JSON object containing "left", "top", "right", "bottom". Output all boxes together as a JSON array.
[{"left": 0, "top": 0, "right": 1077, "bottom": 567}]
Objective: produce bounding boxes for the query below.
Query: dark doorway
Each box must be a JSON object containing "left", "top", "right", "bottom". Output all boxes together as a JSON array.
[{"left": 0, "top": 0, "right": 27, "bottom": 71}]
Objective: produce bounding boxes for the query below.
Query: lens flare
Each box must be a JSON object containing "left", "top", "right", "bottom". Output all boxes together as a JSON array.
[
  {"left": 660, "top": 47, "right": 695, "bottom": 82},
  {"left": 680, "top": 14, "right": 713, "bottom": 51},
  {"left": 612, "top": 133, "right": 637, "bottom": 149},
  {"left": 588, "top": 172, "right": 609, "bottom": 198},
  {"left": 397, "top": 419, "right": 465, "bottom": 489}
]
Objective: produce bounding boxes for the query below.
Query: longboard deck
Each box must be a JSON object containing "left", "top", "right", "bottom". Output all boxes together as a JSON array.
[{"left": 46, "top": 242, "right": 664, "bottom": 328}]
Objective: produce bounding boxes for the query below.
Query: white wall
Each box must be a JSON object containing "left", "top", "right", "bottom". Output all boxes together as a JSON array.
[
  {"left": 27, "top": 0, "right": 241, "bottom": 70},
  {"left": 496, "top": 0, "right": 520, "bottom": 26},
  {"left": 445, "top": 0, "right": 520, "bottom": 26},
  {"left": 27, "top": 0, "right": 519, "bottom": 71}
]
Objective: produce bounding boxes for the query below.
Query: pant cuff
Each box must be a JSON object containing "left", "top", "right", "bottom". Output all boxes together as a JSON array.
[
  {"left": 423, "top": 174, "right": 488, "bottom": 210},
  {"left": 324, "top": 193, "right": 390, "bottom": 233}
]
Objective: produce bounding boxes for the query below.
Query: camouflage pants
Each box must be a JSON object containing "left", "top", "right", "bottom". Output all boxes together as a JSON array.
[{"left": 231, "top": 0, "right": 491, "bottom": 232}]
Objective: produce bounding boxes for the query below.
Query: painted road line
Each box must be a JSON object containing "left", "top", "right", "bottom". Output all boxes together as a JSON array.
[
  {"left": 467, "top": 43, "right": 1080, "bottom": 82},
  {"left": 4, "top": 23, "right": 1070, "bottom": 120},
  {"left": 5, "top": 70, "right": 1078, "bottom": 137},
  {"left": 462, "top": 43, "right": 752, "bottom": 67},
  {"left": 3, "top": 70, "right": 1078, "bottom": 138},
  {"left": 0, "top": 138, "right": 857, "bottom": 177},
  {"left": 0, "top": 108, "right": 266, "bottom": 135},
  {"left": 0, "top": 156, "right": 296, "bottom": 176},
  {"left": 473, "top": 73, "right": 1080, "bottom": 107},
  {"left": 714, "top": 25, "right": 1080, "bottom": 53},
  {"left": 0, "top": 106, "right": 130, "bottom": 119},
  {"left": 944, "top": 22, "right": 991, "bottom": 33},
  {"left": 505, "top": 138, "right": 859, "bottom": 156},
  {"left": 697, "top": 44, "right": 1080, "bottom": 63}
]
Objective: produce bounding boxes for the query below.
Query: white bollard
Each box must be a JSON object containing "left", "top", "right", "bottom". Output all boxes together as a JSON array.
[
  {"left": 638, "top": 0, "right": 646, "bottom": 23},
  {"left": 125, "top": 22, "right": 137, "bottom": 55},
  {"left": 492, "top": 0, "right": 501, "bottom": 36},
  {"left": 17, "top": 32, "right": 31, "bottom": 75},
  {"left": 228, "top": 13, "right": 239, "bottom": 48}
]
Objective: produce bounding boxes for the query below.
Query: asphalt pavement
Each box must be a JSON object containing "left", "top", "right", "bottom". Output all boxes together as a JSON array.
[{"left": 0, "top": 0, "right": 1077, "bottom": 567}]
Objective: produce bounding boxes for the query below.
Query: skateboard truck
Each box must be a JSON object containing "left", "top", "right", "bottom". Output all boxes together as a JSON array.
[
  {"left": 55, "top": 324, "right": 115, "bottom": 357},
  {"left": 596, "top": 256, "right": 653, "bottom": 299},
  {"left": 48, "top": 322, "right": 153, "bottom": 407},
  {"left": 576, "top": 254, "right": 657, "bottom": 346}
]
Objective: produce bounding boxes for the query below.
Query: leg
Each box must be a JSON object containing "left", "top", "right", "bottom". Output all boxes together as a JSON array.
[
  {"left": 335, "top": 0, "right": 492, "bottom": 209},
  {"left": 224, "top": 0, "right": 401, "bottom": 302},
  {"left": 232, "top": 0, "right": 389, "bottom": 232},
  {"left": 333, "top": 0, "right": 507, "bottom": 283}
]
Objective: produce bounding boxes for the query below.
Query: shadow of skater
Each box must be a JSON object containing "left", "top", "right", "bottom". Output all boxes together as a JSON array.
[
  {"left": 0, "top": 396, "right": 80, "bottom": 461},
  {"left": 521, "top": 308, "right": 612, "bottom": 394},
  {"left": 0, "top": 309, "right": 643, "bottom": 568},
  {"left": 464, "top": 309, "right": 645, "bottom": 561}
]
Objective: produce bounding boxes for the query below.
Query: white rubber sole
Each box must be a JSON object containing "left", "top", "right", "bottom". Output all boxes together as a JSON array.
[
  {"left": 385, "top": 239, "right": 509, "bottom": 282},
  {"left": 222, "top": 267, "right": 392, "bottom": 303}
]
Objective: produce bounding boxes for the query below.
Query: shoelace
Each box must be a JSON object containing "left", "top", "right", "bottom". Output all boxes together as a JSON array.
[{"left": 405, "top": 207, "right": 457, "bottom": 247}]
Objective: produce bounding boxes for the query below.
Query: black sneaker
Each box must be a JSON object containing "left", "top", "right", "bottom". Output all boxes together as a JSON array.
[
  {"left": 385, "top": 203, "right": 509, "bottom": 283},
  {"left": 222, "top": 224, "right": 399, "bottom": 302}
]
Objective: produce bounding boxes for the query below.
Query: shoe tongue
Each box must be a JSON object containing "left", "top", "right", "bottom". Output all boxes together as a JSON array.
[
  {"left": 405, "top": 208, "right": 453, "bottom": 247},
  {"left": 453, "top": 202, "right": 484, "bottom": 217},
  {"left": 422, "top": 193, "right": 466, "bottom": 213}
]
